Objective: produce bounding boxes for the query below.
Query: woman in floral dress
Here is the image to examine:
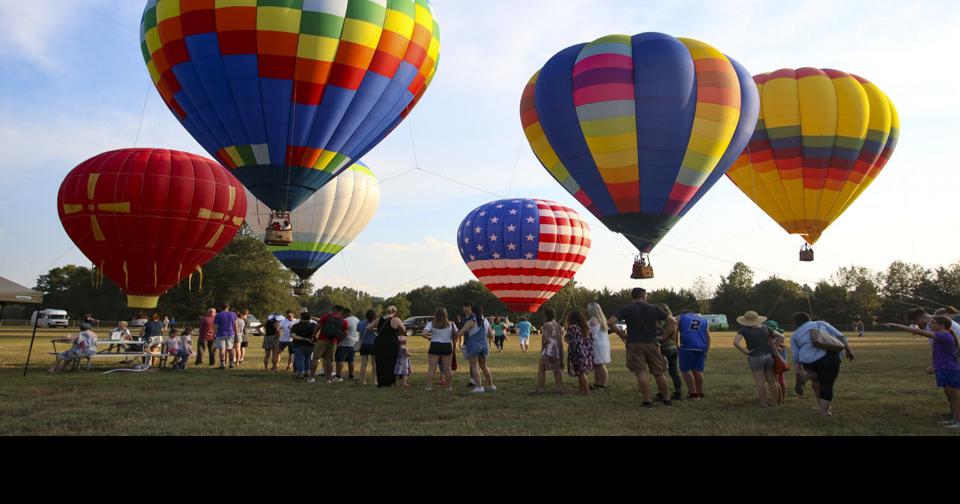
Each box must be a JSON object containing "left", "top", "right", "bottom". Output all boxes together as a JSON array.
[{"left": 565, "top": 310, "right": 595, "bottom": 395}]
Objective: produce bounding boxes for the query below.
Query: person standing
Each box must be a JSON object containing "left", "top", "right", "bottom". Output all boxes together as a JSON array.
[
  {"left": 374, "top": 306, "right": 404, "bottom": 388},
  {"left": 457, "top": 302, "right": 496, "bottom": 394},
  {"left": 233, "top": 310, "right": 248, "bottom": 367},
  {"left": 791, "top": 312, "right": 855, "bottom": 417},
  {"left": 765, "top": 320, "right": 790, "bottom": 403},
  {"left": 290, "top": 312, "right": 316, "bottom": 380},
  {"left": 424, "top": 307, "right": 457, "bottom": 391},
  {"left": 142, "top": 313, "right": 165, "bottom": 366},
  {"left": 279, "top": 310, "right": 296, "bottom": 372},
  {"left": 534, "top": 308, "right": 564, "bottom": 394},
  {"left": 263, "top": 313, "right": 282, "bottom": 373},
  {"left": 677, "top": 310, "right": 710, "bottom": 399},
  {"left": 884, "top": 317, "right": 960, "bottom": 428},
  {"left": 733, "top": 311, "right": 781, "bottom": 407},
  {"left": 358, "top": 309, "right": 378, "bottom": 385},
  {"left": 335, "top": 308, "right": 360, "bottom": 380},
  {"left": 657, "top": 304, "right": 682, "bottom": 401},
  {"left": 312, "top": 305, "right": 348, "bottom": 383},
  {"left": 492, "top": 317, "right": 507, "bottom": 352},
  {"left": 608, "top": 288, "right": 675, "bottom": 408},
  {"left": 565, "top": 310, "right": 594, "bottom": 396},
  {"left": 587, "top": 303, "right": 611, "bottom": 391},
  {"left": 517, "top": 316, "right": 533, "bottom": 353},
  {"left": 196, "top": 308, "right": 216, "bottom": 366},
  {"left": 213, "top": 304, "right": 238, "bottom": 370}
]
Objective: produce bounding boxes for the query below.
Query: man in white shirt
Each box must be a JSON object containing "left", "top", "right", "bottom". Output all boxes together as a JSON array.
[
  {"left": 279, "top": 310, "right": 296, "bottom": 372},
  {"left": 336, "top": 308, "right": 361, "bottom": 380}
]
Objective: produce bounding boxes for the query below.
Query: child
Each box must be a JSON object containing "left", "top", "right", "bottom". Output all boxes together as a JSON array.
[
  {"left": 166, "top": 329, "right": 182, "bottom": 370},
  {"left": 394, "top": 334, "right": 413, "bottom": 387},
  {"left": 884, "top": 316, "right": 960, "bottom": 428},
  {"left": 175, "top": 328, "right": 193, "bottom": 370},
  {"left": 533, "top": 308, "right": 564, "bottom": 394}
]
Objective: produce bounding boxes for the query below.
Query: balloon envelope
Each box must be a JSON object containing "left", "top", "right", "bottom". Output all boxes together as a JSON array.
[
  {"left": 140, "top": 0, "right": 440, "bottom": 212},
  {"left": 726, "top": 68, "right": 899, "bottom": 245},
  {"left": 58, "top": 149, "right": 247, "bottom": 309},
  {"left": 246, "top": 162, "right": 380, "bottom": 281},
  {"left": 521, "top": 32, "right": 758, "bottom": 253},
  {"left": 458, "top": 199, "right": 591, "bottom": 313}
]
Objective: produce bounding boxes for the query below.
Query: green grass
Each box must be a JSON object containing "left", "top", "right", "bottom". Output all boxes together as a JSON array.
[{"left": 0, "top": 328, "right": 954, "bottom": 436}]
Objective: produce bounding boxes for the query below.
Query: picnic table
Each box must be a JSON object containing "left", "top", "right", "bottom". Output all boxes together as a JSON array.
[{"left": 49, "top": 336, "right": 164, "bottom": 373}]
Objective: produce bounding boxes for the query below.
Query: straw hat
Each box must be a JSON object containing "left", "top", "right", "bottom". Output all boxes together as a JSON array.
[{"left": 737, "top": 311, "right": 767, "bottom": 327}]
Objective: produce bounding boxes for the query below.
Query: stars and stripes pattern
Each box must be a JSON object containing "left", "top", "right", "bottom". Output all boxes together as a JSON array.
[{"left": 458, "top": 199, "right": 591, "bottom": 313}]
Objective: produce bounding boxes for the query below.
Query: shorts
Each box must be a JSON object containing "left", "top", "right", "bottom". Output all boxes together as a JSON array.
[
  {"left": 335, "top": 346, "right": 356, "bottom": 363},
  {"left": 678, "top": 349, "right": 706, "bottom": 373},
  {"left": 625, "top": 342, "right": 667, "bottom": 376},
  {"left": 748, "top": 354, "right": 775, "bottom": 372},
  {"left": 359, "top": 343, "right": 376, "bottom": 356},
  {"left": 463, "top": 339, "right": 489, "bottom": 359},
  {"left": 313, "top": 339, "right": 336, "bottom": 363},
  {"left": 519, "top": 336, "right": 530, "bottom": 344},
  {"left": 241, "top": 342, "right": 249, "bottom": 348},
  {"left": 429, "top": 342, "right": 453, "bottom": 356},
  {"left": 262, "top": 335, "right": 279, "bottom": 351},
  {"left": 936, "top": 369, "right": 960, "bottom": 389},
  {"left": 279, "top": 341, "right": 294, "bottom": 354},
  {"left": 214, "top": 337, "right": 234, "bottom": 351}
]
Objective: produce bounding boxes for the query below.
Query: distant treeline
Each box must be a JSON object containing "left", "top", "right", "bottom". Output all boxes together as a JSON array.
[{"left": 8, "top": 232, "right": 959, "bottom": 329}]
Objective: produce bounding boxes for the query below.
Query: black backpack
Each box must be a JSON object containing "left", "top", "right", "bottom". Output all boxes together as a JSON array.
[{"left": 323, "top": 314, "right": 344, "bottom": 340}]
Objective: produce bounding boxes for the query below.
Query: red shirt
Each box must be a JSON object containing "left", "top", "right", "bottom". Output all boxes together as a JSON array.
[
  {"left": 317, "top": 313, "right": 348, "bottom": 342},
  {"left": 199, "top": 315, "right": 216, "bottom": 342}
]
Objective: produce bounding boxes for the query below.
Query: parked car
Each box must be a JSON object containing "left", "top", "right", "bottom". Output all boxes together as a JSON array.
[
  {"left": 30, "top": 309, "right": 69, "bottom": 328},
  {"left": 702, "top": 314, "right": 730, "bottom": 331},
  {"left": 403, "top": 316, "right": 434, "bottom": 336},
  {"left": 245, "top": 315, "right": 264, "bottom": 336}
]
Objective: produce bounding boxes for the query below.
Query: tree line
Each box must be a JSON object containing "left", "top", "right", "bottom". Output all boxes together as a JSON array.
[{"left": 11, "top": 231, "right": 960, "bottom": 330}]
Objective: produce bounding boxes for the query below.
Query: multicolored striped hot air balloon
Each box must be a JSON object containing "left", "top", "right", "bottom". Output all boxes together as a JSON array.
[
  {"left": 457, "top": 199, "right": 591, "bottom": 313},
  {"left": 726, "top": 68, "right": 899, "bottom": 256},
  {"left": 246, "top": 162, "right": 380, "bottom": 286},
  {"left": 521, "top": 32, "right": 759, "bottom": 276},
  {"left": 139, "top": 0, "right": 439, "bottom": 214}
]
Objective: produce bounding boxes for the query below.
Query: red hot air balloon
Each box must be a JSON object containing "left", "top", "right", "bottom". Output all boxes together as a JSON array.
[{"left": 57, "top": 149, "right": 247, "bottom": 309}]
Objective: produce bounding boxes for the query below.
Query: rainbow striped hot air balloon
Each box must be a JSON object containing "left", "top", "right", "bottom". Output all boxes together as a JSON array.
[
  {"left": 246, "top": 162, "right": 380, "bottom": 285},
  {"left": 140, "top": 0, "right": 439, "bottom": 214},
  {"left": 521, "top": 32, "right": 759, "bottom": 277},
  {"left": 727, "top": 68, "right": 899, "bottom": 255}
]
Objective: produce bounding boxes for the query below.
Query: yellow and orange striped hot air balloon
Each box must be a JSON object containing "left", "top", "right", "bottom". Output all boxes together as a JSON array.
[{"left": 726, "top": 68, "right": 899, "bottom": 258}]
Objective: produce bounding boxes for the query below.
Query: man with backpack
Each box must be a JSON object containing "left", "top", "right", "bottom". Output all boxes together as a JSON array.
[{"left": 311, "top": 305, "right": 349, "bottom": 383}]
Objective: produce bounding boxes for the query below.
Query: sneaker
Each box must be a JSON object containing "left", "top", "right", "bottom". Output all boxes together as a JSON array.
[
  {"left": 488, "top": 385, "right": 497, "bottom": 392},
  {"left": 348, "top": 375, "right": 354, "bottom": 380},
  {"left": 329, "top": 377, "right": 344, "bottom": 383},
  {"left": 672, "top": 392, "right": 682, "bottom": 401},
  {"left": 471, "top": 386, "right": 485, "bottom": 394},
  {"left": 662, "top": 399, "right": 673, "bottom": 406},
  {"left": 641, "top": 401, "right": 654, "bottom": 409},
  {"left": 218, "top": 365, "right": 225, "bottom": 370},
  {"left": 306, "top": 378, "right": 316, "bottom": 383},
  {"left": 687, "top": 393, "right": 699, "bottom": 400},
  {"left": 424, "top": 386, "right": 433, "bottom": 391}
]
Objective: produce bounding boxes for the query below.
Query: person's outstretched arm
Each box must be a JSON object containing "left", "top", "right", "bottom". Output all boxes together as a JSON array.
[{"left": 883, "top": 323, "right": 935, "bottom": 339}]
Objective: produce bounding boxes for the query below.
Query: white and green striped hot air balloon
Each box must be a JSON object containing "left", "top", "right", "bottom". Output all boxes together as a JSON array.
[{"left": 246, "top": 162, "right": 380, "bottom": 285}]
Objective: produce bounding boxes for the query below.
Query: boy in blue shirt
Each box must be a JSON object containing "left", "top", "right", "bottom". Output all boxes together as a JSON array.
[{"left": 678, "top": 310, "right": 710, "bottom": 399}]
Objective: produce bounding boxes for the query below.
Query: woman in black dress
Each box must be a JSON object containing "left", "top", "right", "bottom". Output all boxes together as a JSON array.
[{"left": 375, "top": 306, "right": 404, "bottom": 388}]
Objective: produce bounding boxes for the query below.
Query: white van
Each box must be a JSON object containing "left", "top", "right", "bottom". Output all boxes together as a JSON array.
[{"left": 30, "top": 309, "right": 69, "bottom": 328}]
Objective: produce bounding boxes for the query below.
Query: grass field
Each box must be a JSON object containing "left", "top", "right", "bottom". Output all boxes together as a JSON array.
[{"left": 0, "top": 328, "right": 954, "bottom": 436}]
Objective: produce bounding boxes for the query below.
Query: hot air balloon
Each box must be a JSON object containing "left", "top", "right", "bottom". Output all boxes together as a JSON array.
[
  {"left": 458, "top": 199, "right": 591, "bottom": 313},
  {"left": 521, "top": 32, "right": 759, "bottom": 278},
  {"left": 246, "top": 161, "right": 380, "bottom": 294},
  {"left": 58, "top": 149, "right": 247, "bottom": 309},
  {"left": 139, "top": 0, "right": 439, "bottom": 243},
  {"left": 726, "top": 68, "right": 899, "bottom": 262}
]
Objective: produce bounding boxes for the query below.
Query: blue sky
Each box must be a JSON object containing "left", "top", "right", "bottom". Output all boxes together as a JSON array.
[{"left": 1, "top": 0, "right": 958, "bottom": 298}]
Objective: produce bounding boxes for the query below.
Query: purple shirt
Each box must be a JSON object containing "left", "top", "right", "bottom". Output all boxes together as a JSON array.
[
  {"left": 214, "top": 311, "right": 237, "bottom": 339},
  {"left": 933, "top": 332, "right": 960, "bottom": 372}
]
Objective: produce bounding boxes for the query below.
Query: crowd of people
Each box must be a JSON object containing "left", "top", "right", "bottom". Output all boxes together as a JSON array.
[{"left": 47, "top": 289, "right": 960, "bottom": 428}]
